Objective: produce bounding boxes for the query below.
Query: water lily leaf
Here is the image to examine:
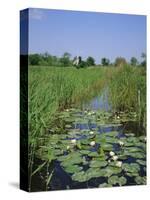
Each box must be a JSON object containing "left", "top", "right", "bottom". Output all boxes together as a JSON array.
[
  {"left": 124, "top": 133, "right": 135, "bottom": 137},
  {"left": 58, "top": 152, "right": 81, "bottom": 162},
  {"left": 76, "top": 141, "right": 82, "bottom": 149},
  {"left": 124, "top": 147, "right": 143, "bottom": 153},
  {"left": 101, "top": 143, "right": 113, "bottom": 151},
  {"left": 79, "top": 150, "right": 91, "bottom": 155},
  {"left": 108, "top": 176, "right": 127, "bottom": 186},
  {"left": 126, "top": 137, "right": 139, "bottom": 144},
  {"left": 126, "top": 172, "right": 139, "bottom": 177},
  {"left": 81, "top": 139, "right": 90, "bottom": 145},
  {"left": 89, "top": 160, "right": 107, "bottom": 168},
  {"left": 57, "top": 154, "right": 71, "bottom": 162},
  {"left": 86, "top": 168, "right": 106, "bottom": 180},
  {"left": 104, "top": 131, "right": 119, "bottom": 137},
  {"left": 101, "top": 166, "right": 122, "bottom": 177},
  {"left": 71, "top": 171, "right": 87, "bottom": 182},
  {"left": 104, "top": 137, "right": 118, "bottom": 144},
  {"left": 64, "top": 164, "right": 83, "bottom": 174},
  {"left": 108, "top": 176, "right": 118, "bottom": 185},
  {"left": 65, "top": 124, "right": 72, "bottom": 129},
  {"left": 139, "top": 136, "right": 146, "bottom": 142},
  {"left": 60, "top": 153, "right": 83, "bottom": 167},
  {"left": 134, "top": 176, "right": 146, "bottom": 185},
  {"left": 53, "top": 149, "right": 64, "bottom": 156},
  {"left": 88, "top": 152, "right": 100, "bottom": 157},
  {"left": 136, "top": 159, "right": 146, "bottom": 166},
  {"left": 122, "top": 163, "right": 140, "bottom": 173},
  {"left": 95, "top": 136, "right": 106, "bottom": 143},
  {"left": 119, "top": 176, "right": 127, "bottom": 185},
  {"left": 118, "top": 154, "right": 128, "bottom": 160},
  {"left": 124, "top": 142, "right": 134, "bottom": 147},
  {"left": 123, "top": 151, "right": 145, "bottom": 159},
  {"left": 98, "top": 183, "right": 112, "bottom": 188},
  {"left": 61, "top": 156, "right": 83, "bottom": 167}
]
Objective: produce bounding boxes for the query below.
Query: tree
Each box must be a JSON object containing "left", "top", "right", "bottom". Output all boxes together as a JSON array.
[
  {"left": 130, "top": 57, "right": 138, "bottom": 66},
  {"left": 40, "top": 52, "right": 53, "bottom": 66},
  {"left": 101, "top": 58, "right": 110, "bottom": 66},
  {"left": 29, "top": 54, "right": 41, "bottom": 65},
  {"left": 141, "top": 52, "right": 146, "bottom": 67},
  {"left": 60, "top": 52, "right": 71, "bottom": 67},
  {"left": 86, "top": 56, "right": 95, "bottom": 66},
  {"left": 114, "top": 57, "right": 127, "bottom": 67}
]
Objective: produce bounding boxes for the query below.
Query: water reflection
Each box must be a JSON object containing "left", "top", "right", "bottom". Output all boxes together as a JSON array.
[{"left": 82, "top": 88, "right": 111, "bottom": 111}]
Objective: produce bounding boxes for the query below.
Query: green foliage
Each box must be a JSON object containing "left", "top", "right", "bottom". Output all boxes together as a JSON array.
[
  {"left": 108, "top": 176, "right": 127, "bottom": 186},
  {"left": 130, "top": 57, "right": 138, "bottom": 66},
  {"left": 79, "top": 61, "right": 88, "bottom": 68},
  {"left": 29, "top": 54, "right": 41, "bottom": 65},
  {"left": 86, "top": 56, "right": 95, "bottom": 66},
  {"left": 114, "top": 57, "right": 127, "bottom": 67},
  {"left": 109, "top": 65, "right": 146, "bottom": 127},
  {"left": 60, "top": 52, "right": 72, "bottom": 67},
  {"left": 101, "top": 57, "right": 110, "bottom": 66},
  {"left": 141, "top": 53, "right": 146, "bottom": 67}
]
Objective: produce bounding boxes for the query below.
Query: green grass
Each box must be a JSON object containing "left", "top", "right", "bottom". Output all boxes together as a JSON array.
[
  {"left": 29, "top": 66, "right": 108, "bottom": 133},
  {"left": 109, "top": 65, "right": 146, "bottom": 126}
]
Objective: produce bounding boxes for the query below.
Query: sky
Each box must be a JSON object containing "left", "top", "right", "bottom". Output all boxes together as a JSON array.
[{"left": 26, "top": 8, "right": 146, "bottom": 64}]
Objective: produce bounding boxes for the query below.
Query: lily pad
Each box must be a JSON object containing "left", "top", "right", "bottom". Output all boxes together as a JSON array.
[
  {"left": 108, "top": 175, "right": 127, "bottom": 186},
  {"left": 135, "top": 176, "right": 146, "bottom": 185},
  {"left": 71, "top": 171, "right": 87, "bottom": 182},
  {"left": 122, "top": 163, "right": 140, "bottom": 173},
  {"left": 101, "top": 143, "right": 113, "bottom": 151},
  {"left": 79, "top": 150, "right": 91, "bottom": 155},
  {"left": 104, "top": 131, "right": 119, "bottom": 137},
  {"left": 136, "top": 159, "right": 146, "bottom": 166},
  {"left": 64, "top": 165, "right": 83, "bottom": 174},
  {"left": 86, "top": 168, "right": 106, "bottom": 180},
  {"left": 101, "top": 166, "right": 122, "bottom": 177},
  {"left": 98, "top": 183, "right": 112, "bottom": 188},
  {"left": 61, "top": 155, "right": 83, "bottom": 167},
  {"left": 88, "top": 152, "right": 100, "bottom": 157},
  {"left": 89, "top": 160, "right": 108, "bottom": 168}
]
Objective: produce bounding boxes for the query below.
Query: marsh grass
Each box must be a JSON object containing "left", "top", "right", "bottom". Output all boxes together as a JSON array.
[{"left": 109, "top": 65, "right": 146, "bottom": 127}]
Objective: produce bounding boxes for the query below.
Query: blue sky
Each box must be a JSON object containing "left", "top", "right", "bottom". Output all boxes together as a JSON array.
[{"left": 28, "top": 8, "right": 146, "bottom": 63}]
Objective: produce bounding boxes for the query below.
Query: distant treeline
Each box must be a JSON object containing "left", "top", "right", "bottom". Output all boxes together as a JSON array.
[{"left": 28, "top": 52, "right": 146, "bottom": 68}]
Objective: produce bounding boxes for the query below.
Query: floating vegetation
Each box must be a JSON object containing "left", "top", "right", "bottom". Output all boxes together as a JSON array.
[{"left": 34, "top": 108, "right": 146, "bottom": 190}]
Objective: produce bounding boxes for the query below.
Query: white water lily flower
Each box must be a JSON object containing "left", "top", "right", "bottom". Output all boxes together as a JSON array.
[
  {"left": 116, "top": 161, "right": 122, "bottom": 168},
  {"left": 117, "top": 116, "right": 120, "bottom": 119},
  {"left": 88, "top": 112, "right": 91, "bottom": 116},
  {"left": 119, "top": 141, "right": 124, "bottom": 146},
  {"left": 112, "top": 155, "right": 118, "bottom": 161},
  {"left": 71, "top": 139, "right": 76, "bottom": 144},
  {"left": 66, "top": 109, "right": 69, "bottom": 112},
  {"left": 91, "top": 111, "right": 95, "bottom": 115},
  {"left": 66, "top": 145, "right": 70, "bottom": 150},
  {"left": 90, "top": 141, "right": 96, "bottom": 146},
  {"left": 84, "top": 110, "right": 88, "bottom": 114},
  {"left": 108, "top": 159, "right": 111, "bottom": 163},
  {"left": 89, "top": 131, "right": 94, "bottom": 135},
  {"left": 109, "top": 151, "right": 115, "bottom": 156}
]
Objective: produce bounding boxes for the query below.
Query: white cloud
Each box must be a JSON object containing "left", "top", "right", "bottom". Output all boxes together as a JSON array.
[{"left": 29, "top": 8, "right": 44, "bottom": 20}]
